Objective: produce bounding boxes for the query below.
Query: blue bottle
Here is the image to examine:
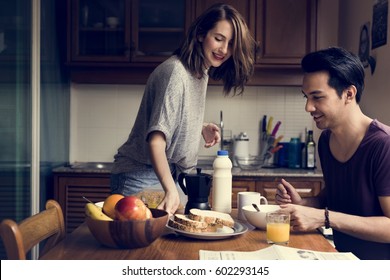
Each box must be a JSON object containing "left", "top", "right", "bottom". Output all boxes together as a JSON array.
[{"left": 288, "top": 138, "right": 301, "bottom": 169}]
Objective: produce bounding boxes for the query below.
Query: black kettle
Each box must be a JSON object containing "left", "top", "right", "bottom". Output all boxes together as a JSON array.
[{"left": 178, "top": 168, "right": 212, "bottom": 214}]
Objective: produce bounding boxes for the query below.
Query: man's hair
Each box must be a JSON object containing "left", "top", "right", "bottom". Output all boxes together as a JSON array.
[{"left": 301, "top": 47, "right": 365, "bottom": 103}]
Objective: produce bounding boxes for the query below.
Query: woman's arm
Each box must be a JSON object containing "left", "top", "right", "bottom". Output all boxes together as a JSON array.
[{"left": 148, "top": 131, "right": 180, "bottom": 215}]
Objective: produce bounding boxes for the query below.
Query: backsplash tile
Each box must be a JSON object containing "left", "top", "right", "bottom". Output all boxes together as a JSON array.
[{"left": 70, "top": 84, "right": 313, "bottom": 162}]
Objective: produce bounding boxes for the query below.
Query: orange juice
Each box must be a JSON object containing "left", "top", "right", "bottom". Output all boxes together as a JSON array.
[{"left": 266, "top": 223, "right": 290, "bottom": 243}]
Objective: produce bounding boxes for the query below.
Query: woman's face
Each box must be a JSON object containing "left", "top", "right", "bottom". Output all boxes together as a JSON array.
[{"left": 200, "top": 19, "right": 233, "bottom": 69}]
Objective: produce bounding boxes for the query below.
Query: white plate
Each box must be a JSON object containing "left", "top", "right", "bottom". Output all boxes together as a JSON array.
[{"left": 166, "top": 220, "right": 248, "bottom": 240}]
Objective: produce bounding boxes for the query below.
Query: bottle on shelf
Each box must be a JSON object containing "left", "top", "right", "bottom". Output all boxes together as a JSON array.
[
  {"left": 212, "top": 150, "right": 233, "bottom": 213},
  {"left": 288, "top": 137, "right": 301, "bottom": 169},
  {"left": 301, "top": 128, "right": 308, "bottom": 169},
  {"left": 305, "top": 130, "right": 316, "bottom": 169}
]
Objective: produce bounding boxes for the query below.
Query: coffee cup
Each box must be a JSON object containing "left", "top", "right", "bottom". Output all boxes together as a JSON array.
[{"left": 237, "top": 191, "right": 267, "bottom": 220}]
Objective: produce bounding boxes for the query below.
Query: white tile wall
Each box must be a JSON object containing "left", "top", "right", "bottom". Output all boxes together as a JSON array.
[{"left": 70, "top": 83, "right": 313, "bottom": 162}]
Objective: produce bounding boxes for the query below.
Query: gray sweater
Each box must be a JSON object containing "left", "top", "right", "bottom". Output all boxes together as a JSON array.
[{"left": 112, "top": 56, "right": 209, "bottom": 174}]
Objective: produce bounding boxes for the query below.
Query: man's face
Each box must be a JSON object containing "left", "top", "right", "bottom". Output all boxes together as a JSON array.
[{"left": 302, "top": 71, "right": 345, "bottom": 130}]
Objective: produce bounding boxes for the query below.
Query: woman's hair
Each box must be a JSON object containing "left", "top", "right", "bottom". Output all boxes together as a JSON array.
[
  {"left": 174, "top": 3, "right": 255, "bottom": 96},
  {"left": 301, "top": 47, "right": 365, "bottom": 103}
]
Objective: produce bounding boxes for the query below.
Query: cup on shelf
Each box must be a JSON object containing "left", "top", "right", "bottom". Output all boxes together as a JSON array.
[{"left": 106, "top": 17, "right": 119, "bottom": 28}]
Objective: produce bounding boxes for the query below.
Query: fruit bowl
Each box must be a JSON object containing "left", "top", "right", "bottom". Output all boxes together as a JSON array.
[{"left": 86, "top": 208, "right": 169, "bottom": 249}]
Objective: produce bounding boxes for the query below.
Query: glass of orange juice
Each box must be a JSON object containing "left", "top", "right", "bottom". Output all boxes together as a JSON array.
[{"left": 266, "top": 212, "right": 290, "bottom": 244}]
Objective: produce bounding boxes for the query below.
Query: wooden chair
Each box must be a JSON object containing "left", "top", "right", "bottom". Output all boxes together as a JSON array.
[{"left": 0, "top": 199, "right": 65, "bottom": 260}]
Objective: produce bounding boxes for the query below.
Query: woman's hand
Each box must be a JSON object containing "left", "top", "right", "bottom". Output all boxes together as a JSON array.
[
  {"left": 202, "top": 123, "right": 221, "bottom": 148},
  {"left": 157, "top": 187, "right": 181, "bottom": 216}
]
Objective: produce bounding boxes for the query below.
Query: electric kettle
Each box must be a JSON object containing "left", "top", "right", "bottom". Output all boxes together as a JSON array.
[{"left": 233, "top": 132, "right": 250, "bottom": 166}]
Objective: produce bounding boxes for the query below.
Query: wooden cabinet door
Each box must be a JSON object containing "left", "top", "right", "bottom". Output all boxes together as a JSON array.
[
  {"left": 256, "top": 178, "right": 323, "bottom": 204},
  {"left": 255, "top": 0, "right": 317, "bottom": 65},
  {"left": 69, "top": 0, "right": 131, "bottom": 63},
  {"left": 194, "top": 0, "right": 255, "bottom": 35},
  {"left": 131, "top": 0, "right": 193, "bottom": 62},
  {"left": 54, "top": 174, "right": 111, "bottom": 233},
  {"left": 68, "top": 0, "right": 192, "bottom": 64}
]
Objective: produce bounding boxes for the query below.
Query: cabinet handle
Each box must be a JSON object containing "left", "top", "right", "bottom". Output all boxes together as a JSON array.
[{"left": 255, "top": 41, "right": 262, "bottom": 60}]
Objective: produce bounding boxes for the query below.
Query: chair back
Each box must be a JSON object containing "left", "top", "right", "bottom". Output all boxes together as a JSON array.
[{"left": 0, "top": 199, "right": 65, "bottom": 260}]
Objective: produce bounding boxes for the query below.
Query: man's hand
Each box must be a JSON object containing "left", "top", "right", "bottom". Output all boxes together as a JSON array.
[
  {"left": 280, "top": 204, "right": 324, "bottom": 231},
  {"left": 275, "top": 178, "right": 303, "bottom": 205}
]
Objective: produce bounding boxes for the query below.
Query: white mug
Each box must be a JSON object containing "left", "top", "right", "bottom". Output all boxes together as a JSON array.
[{"left": 237, "top": 191, "right": 268, "bottom": 220}]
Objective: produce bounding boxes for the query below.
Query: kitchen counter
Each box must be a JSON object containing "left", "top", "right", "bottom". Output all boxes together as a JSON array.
[
  {"left": 53, "top": 162, "right": 323, "bottom": 178},
  {"left": 53, "top": 162, "right": 324, "bottom": 233}
]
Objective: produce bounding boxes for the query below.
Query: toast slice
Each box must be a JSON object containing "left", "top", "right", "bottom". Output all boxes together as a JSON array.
[
  {"left": 188, "top": 209, "right": 235, "bottom": 228},
  {"left": 173, "top": 214, "right": 209, "bottom": 229},
  {"left": 168, "top": 219, "right": 218, "bottom": 233}
]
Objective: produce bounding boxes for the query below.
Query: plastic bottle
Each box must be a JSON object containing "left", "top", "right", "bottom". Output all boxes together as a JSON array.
[
  {"left": 301, "top": 129, "right": 308, "bottom": 169},
  {"left": 288, "top": 138, "right": 301, "bottom": 169},
  {"left": 212, "top": 150, "right": 233, "bottom": 213},
  {"left": 305, "top": 130, "right": 316, "bottom": 169}
]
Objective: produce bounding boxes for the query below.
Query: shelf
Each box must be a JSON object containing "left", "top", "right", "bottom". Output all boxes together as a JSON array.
[
  {"left": 139, "top": 27, "right": 184, "bottom": 33},
  {"left": 79, "top": 27, "right": 125, "bottom": 32}
]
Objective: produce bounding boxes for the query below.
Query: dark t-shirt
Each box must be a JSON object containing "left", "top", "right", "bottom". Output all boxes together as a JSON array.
[{"left": 319, "top": 119, "right": 390, "bottom": 259}]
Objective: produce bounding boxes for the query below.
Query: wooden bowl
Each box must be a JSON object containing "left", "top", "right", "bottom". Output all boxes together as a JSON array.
[{"left": 86, "top": 208, "right": 169, "bottom": 249}]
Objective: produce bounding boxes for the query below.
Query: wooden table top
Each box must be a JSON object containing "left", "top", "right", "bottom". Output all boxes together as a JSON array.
[{"left": 41, "top": 210, "right": 336, "bottom": 260}]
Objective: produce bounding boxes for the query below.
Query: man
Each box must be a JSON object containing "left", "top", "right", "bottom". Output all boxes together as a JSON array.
[{"left": 276, "top": 47, "right": 390, "bottom": 259}]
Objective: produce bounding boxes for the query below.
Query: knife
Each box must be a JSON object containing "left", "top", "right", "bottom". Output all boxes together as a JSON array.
[
  {"left": 261, "top": 115, "right": 267, "bottom": 140},
  {"left": 271, "top": 121, "right": 281, "bottom": 137},
  {"left": 262, "top": 115, "right": 267, "bottom": 134},
  {"left": 266, "top": 116, "right": 273, "bottom": 135},
  {"left": 273, "top": 135, "right": 284, "bottom": 146}
]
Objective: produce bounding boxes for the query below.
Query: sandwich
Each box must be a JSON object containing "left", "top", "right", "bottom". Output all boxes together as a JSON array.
[{"left": 168, "top": 208, "right": 235, "bottom": 233}]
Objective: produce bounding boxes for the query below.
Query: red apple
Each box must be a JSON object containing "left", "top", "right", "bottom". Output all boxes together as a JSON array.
[{"left": 115, "top": 195, "right": 152, "bottom": 221}]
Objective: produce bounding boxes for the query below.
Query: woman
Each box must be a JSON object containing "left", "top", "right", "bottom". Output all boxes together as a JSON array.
[{"left": 110, "top": 3, "right": 255, "bottom": 215}]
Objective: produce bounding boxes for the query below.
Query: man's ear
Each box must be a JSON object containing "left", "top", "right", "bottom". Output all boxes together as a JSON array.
[{"left": 345, "top": 85, "right": 357, "bottom": 103}]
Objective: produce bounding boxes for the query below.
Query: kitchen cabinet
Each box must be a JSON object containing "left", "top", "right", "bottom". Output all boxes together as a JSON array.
[
  {"left": 250, "top": 0, "right": 317, "bottom": 85},
  {"left": 255, "top": 177, "right": 323, "bottom": 204},
  {"left": 255, "top": 0, "right": 317, "bottom": 66},
  {"left": 66, "top": 0, "right": 318, "bottom": 85},
  {"left": 53, "top": 172, "right": 111, "bottom": 233},
  {"left": 69, "top": 0, "right": 129, "bottom": 63},
  {"left": 69, "top": 0, "right": 191, "bottom": 63},
  {"left": 195, "top": 0, "right": 254, "bottom": 30},
  {"left": 232, "top": 176, "right": 324, "bottom": 205},
  {"left": 68, "top": 0, "right": 192, "bottom": 83}
]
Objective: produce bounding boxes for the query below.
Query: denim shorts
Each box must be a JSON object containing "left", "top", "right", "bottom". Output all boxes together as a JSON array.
[{"left": 109, "top": 164, "right": 186, "bottom": 202}]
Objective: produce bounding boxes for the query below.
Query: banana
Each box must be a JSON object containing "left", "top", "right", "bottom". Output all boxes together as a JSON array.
[{"left": 85, "top": 203, "right": 113, "bottom": 221}]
